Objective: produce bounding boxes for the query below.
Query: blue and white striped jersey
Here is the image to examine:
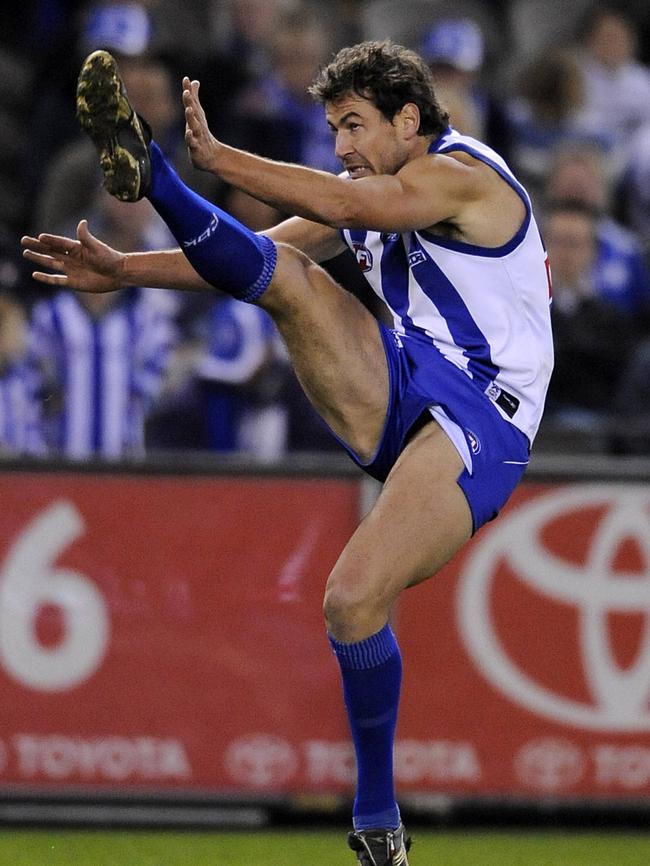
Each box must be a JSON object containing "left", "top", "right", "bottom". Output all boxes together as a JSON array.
[
  {"left": 0, "top": 360, "right": 46, "bottom": 456},
  {"left": 342, "top": 127, "right": 554, "bottom": 443},
  {"left": 28, "top": 288, "right": 178, "bottom": 460}
]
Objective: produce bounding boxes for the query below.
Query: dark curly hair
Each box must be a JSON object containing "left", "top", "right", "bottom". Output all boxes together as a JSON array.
[{"left": 308, "top": 40, "right": 449, "bottom": 137}]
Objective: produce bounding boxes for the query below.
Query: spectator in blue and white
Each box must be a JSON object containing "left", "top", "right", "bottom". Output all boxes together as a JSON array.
[
  {"left": 573, "top": 5, "right": 650, "bottom": 179},
  {"left": 0, "top": 294, "right": 45, "bottom": 457},
  {"left": 0, "top": 228, "right": 45, "bottom": 456},
  {"left": 545, "top": 142, "right": 650, "bottom": 323},
  {"left": 195, "top": 298, "right": 292, "bottom": 461},
  {"left": 28, "top": 285, "right": 178, "bottom": 462},
  {"left": 27, "top": 195, "right": 179, "bottom": 461}
]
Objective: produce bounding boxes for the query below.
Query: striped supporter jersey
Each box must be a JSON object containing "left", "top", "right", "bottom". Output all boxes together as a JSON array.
[
  {"left": 342, "top": 127, "right": 554, "bottom": 443},
  {"left": 0, "top": 361, "right": 45, "bottom": 456},
  {"left": 28, "top": 288, "right": 178, "bottom": 460}
]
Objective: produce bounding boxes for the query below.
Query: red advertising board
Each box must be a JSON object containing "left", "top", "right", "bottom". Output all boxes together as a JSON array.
[
  {"left": 398, "top": 480, "right": 650, "bottom": 800},
  {"left": 0, "top": 471, "right": 358, "bottom": 793},
  {"left": 0, "top": 470, "right": 648, "bottom": 802}
]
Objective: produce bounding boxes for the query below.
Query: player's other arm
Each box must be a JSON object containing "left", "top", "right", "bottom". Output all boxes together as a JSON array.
[
  {"left": 22, "top": 217, "right": 343, "bottom": 294},
  {"left": 123, "top": 218, "right": 343, "bottom": 288}
]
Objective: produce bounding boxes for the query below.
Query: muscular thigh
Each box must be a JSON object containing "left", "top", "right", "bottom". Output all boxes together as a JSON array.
[
  {"left": 259, "top": 243, "right": 389, "bottom": 459},
  {"left": 324, "top": 420, "right": 473, "bottom": 641}
]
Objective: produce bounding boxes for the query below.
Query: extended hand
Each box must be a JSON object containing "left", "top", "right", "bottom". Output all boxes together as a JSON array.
[
  {"left": 182, "top": 77, "right": 221, "bottom": 173},
  {"left": 21, "top": 220, "right": 125, "bottom": 293}
]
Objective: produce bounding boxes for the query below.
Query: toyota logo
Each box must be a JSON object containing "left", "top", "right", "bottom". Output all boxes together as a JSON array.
[
  {"left": 224, "top": 735, "right": 298, "bottom": 787},
  {"left": 458, "top": 485, "right": 650, "bottom": 731}
]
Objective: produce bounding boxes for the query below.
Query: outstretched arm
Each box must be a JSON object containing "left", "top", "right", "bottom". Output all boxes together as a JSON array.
[{"left": 182, "top": 78, "right": 484, "bottom": 233}]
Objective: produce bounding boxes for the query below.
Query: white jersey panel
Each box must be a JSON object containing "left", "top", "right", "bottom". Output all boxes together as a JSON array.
[{"left": 342, "top": 127, "right": 554, "bottom": 443}]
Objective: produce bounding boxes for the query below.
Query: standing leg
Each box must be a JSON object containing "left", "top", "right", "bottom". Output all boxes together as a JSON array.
[{"left": 327, "top": 421, "right": 472, "bottom": 864}]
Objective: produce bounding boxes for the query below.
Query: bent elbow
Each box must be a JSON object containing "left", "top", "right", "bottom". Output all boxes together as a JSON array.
[{"left": 319, "top": 195, "right": 360, "bottom": 229}]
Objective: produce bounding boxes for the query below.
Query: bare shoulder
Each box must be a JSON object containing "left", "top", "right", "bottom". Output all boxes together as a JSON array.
[{"left": 401, "top": 149, "right": 527, "bottom": 246}]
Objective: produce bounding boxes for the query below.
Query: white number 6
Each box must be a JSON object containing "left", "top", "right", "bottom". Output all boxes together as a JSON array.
[{"left": 0, "top": 500, "right": 110, "bottom": 691}]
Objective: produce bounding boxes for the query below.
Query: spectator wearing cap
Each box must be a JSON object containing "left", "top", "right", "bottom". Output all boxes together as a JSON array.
[{"left": 420, "top": 17, "right": 511, "bottom": 159}]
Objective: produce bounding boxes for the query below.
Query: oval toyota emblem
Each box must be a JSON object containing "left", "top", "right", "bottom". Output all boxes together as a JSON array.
[
  {"left": 458, "top": 484, "right": 650, "bottom": 731},
  {"left": 224, "top": 734, "right": 298, "bottom": 788}
]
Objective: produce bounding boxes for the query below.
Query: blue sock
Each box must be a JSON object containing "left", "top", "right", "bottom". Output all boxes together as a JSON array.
[
  {"left": 147, "top": 142, "right": 277, "bottom": 302},
  {"left": 329, "top": 624, "right": 402, "bottom": 831}
]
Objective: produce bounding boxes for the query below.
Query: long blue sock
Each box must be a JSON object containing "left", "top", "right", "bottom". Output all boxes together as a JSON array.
[
  {"left": 329, "top": 623, "right": 402, "bottom": 831},
  {"left": 147, "top": 142, "right": 277, "bottom": 302}
]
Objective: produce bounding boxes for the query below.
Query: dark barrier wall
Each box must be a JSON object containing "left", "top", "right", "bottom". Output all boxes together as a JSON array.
[{"left": 0, "top": 453, "right": 648, "bottom": 808}]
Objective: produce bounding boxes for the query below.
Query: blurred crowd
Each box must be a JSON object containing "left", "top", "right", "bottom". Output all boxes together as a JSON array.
[{"left": 1, "top": 0, "right": 650, "bottom": 462}]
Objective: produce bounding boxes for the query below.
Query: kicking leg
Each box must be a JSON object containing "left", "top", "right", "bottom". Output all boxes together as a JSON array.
[
  {"left": 76, "top": 49, "right": 390, "bottom": 456},
  {"left": 146, "top": 154, "right": 390, "bottom": 454}
]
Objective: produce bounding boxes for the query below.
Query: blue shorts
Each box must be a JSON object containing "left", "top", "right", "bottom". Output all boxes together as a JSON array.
[{"left": 340, "top": 323, "right": 531, "bottom": 534}]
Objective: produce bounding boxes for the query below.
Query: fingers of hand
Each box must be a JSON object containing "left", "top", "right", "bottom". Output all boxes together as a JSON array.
[
  {"left": 31, "top": 272, "right": 68, "bottom": 286},
  {"left": 23, "top": 250, "right": 67, "bottom": 272},
  {"left": 21, "top": 236, "right": 53, "bottom": 255},
  {"left": 25, "top": 234, "right": 78, "bottom": 256}
]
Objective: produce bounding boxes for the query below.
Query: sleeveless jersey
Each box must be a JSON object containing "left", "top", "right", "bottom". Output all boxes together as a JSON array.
[{"left": 341, "top": 126, "right": 554, "bottom": 443}]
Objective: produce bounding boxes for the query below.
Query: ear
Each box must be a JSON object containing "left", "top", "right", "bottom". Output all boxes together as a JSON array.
[{"left": 395, "top": 103, "right": 421, "bottom": 140}]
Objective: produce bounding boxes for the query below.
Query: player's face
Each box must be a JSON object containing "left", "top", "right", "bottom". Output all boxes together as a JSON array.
[{"left": 326, "top": 94, "right": 409, "bottom": 178}]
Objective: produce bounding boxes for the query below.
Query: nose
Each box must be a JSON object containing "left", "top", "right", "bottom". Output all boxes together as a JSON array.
[{"left": 334, "top": 130, "right": 353, "bottom": 161}]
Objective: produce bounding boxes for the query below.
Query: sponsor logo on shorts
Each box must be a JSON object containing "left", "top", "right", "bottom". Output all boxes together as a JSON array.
[
  {"left": 466, "top": 429, "right": 481, "bottom": 455},
  {"left": 351, "top": 242, "right": 373, "bottom": 272},
  {"left": 183, "top": 213, "right": 220, "bottom": 248}
]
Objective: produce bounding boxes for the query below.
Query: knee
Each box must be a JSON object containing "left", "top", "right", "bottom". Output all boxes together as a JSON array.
[
  {"left": 323, "top": 570, "right": 390, "bottom": 643},
  {"left": 260, "top": 243, "right": 320, "bottom": 315}
]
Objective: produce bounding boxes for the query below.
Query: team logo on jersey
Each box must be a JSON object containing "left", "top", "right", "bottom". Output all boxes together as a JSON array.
[
  {"left": 408, "top": 250, "right": 427, "bottom": 268},
  {"left": 351, "top": 242, "right": 373, "bottom": 272},
  {"left": 466, "top": 429, "right": 481, "bottom": 455}
]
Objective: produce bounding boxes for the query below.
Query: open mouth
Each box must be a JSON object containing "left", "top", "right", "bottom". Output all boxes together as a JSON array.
[{"left": 346, "top": 165, "right": 370, "bottom": 178}]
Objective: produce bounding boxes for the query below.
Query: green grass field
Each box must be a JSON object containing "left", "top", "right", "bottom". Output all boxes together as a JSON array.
[{"left": 1, "top": 829, "right": 649, "bottom": 866}]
